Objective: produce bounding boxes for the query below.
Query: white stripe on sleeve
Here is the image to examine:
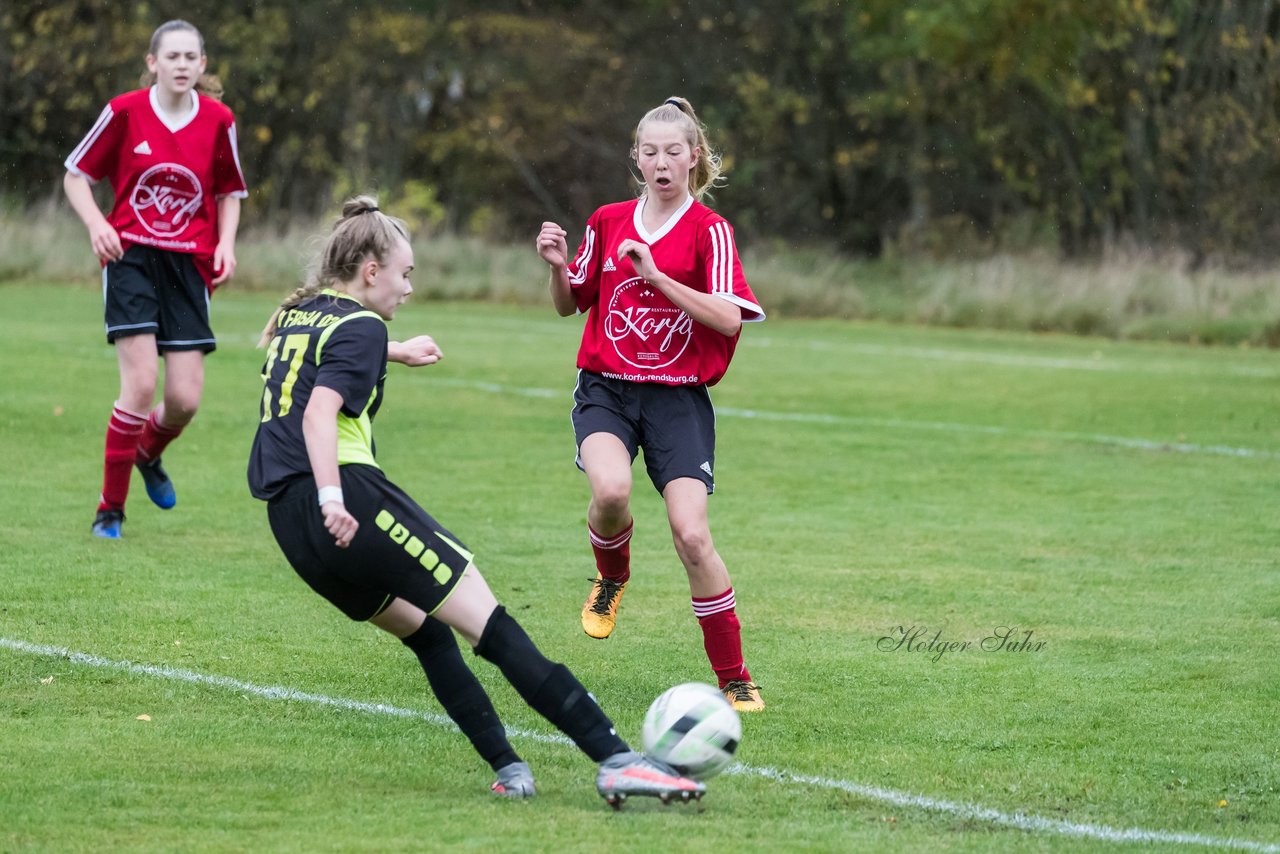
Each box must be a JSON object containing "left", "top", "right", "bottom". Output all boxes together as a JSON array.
[
  {"left": 65, "top": 104, "right": 115, "bottom": 181},
  {"left": 226, "top": 121, "right": 248, "bottom": 192},
  {"left": 710, "top": 221, "right": 733, "bottom": 295},
  {"left": 567, "top": 225, "right": 595, "bottom": 286}
]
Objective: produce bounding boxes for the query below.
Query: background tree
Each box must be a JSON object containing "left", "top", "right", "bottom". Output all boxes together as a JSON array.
[{"left": 4, "top": 0, "right": 1280, "bottom": 260}]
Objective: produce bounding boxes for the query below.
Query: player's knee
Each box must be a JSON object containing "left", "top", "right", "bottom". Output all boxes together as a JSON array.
[
  {"left": 591, "top": 482, "right": 631, "bottom": 519},
  {"left": 401, "top": 617, "right": 455, "bottom": 657},
  {"left": 476, "top": 606, "right": 533, "bottom": 663},
  {"left": 163, "top": 395, "right": 200, "bottom": 425},
  {"left": 476, "top": 607, "right": 556, "bottom": 678},
  {"left": 121, "top": 377, "right": 158, "bottom": 411},
  {"left": 671, "top": 524, "right": 713, "bottom": 565}
]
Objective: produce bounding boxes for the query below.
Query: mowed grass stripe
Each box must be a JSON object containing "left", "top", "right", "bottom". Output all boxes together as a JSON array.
[
  {"left": 5, "top": 637, "right": 1277, "bottom": 854},
  {"left": 421, "top": 376, "right": 1279, "bottom": 459}
]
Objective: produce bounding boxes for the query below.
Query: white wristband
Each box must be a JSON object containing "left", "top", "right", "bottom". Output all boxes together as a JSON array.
[{"left": 317, "top": 486, "right": 344, "bottom": 506}]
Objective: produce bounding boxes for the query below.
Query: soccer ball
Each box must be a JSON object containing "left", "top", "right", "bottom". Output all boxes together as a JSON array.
[{"left": 641, "top": 682, "right": 741, "bottom": 780}]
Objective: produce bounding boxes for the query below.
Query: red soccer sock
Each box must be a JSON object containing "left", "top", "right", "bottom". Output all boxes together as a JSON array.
[
  {"left": 693, "top": 588, "right": 752, "bottom": 688},
  {"left": 99, "top": 403, "right": 147, "bottom": 511},
  {"left": 589, "top": 519, "right": 633, "bottom": 584},
  {"left": 136, "top": 408, "right": 185, "bottom": 463}
]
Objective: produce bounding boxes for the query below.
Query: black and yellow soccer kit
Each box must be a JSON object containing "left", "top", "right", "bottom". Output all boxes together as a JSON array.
[
  {"left": 249, "top": 290, "right": 635, "bottom": 774},
  {"left": 248, "top": 290, "right": 471, "bottom": 620}
]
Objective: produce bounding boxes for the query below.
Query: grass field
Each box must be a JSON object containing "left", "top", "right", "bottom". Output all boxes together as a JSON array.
[{"left": 1, "top": 281, "right": 1278, "bottom": 853}]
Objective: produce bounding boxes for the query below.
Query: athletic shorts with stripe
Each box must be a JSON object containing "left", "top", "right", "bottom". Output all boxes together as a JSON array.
[
  {"left": 104, "top": 245, "right": 216, "bottom": 352},
  {"left": 267, "top": 464, "right": 471, "bottom": 620},
  {"left": 571, "top": 370, "right": 716, "bottom": 495}
]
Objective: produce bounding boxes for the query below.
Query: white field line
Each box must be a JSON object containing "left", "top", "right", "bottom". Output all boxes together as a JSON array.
[
  {"left": 223, "top": 317, "right": 1280, "bottom": 378},
  {"left": 745, "top": 338, "right": 1280, "bottom": 379},
  {"left": 3, "top": 637, "right": 1276, "bottom": 853},
  {"left": 427, "top": 377, "right": 1279, "bottom": 460}
]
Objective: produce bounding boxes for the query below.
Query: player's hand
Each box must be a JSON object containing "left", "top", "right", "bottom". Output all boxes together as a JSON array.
[
  {"left": 536, "top": 222, "right": 569, "bottom": 268},
  {"left": 618, "top": 239, "right": 659, "bottom": 281},
  {"left": 90, "top": 222, "right": 124, "bottom": 264},
  {"left": 212, "top": 241, "right": 237, "bottom": 285},
  {"left": 320, "top": 501, "right": 359, "bottom": 548},
  {"left": 389, "top": 335, "right": 443, "bottom": 367}
]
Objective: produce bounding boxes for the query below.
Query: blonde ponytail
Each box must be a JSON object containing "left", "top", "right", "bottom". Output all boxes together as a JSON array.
[
  {"left": 632, "top": 96, "right": 725, "bottom": 202},
  {"left": 258, "top": 196, "right": 409, "bottom": 346}
]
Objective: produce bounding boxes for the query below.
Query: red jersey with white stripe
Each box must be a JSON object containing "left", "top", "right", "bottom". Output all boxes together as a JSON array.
[
  {"left": 566, "top": 196, "right": 764, "bottom": 387},
  {"left": 65, "top": 86, "right": 248, "bottom": 290}
]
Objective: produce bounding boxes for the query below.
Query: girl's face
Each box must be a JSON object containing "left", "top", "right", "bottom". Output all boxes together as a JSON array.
[
  {"left": 364, "top": 238, "right": 415, "bottom": 321},
  {"left": 146, "top": 30, "right": 206, "bottom": 98},
  {"left": 634, "top": 121, "right": 699, "bottom": 203}
]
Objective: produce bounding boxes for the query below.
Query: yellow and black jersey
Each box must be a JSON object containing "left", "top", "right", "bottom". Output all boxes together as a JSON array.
[{"left": 248, "top": 290, "right": 388, "bottom": 500}]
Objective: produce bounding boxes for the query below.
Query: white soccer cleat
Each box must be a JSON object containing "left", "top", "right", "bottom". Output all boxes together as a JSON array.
[
  {"left": 595, "top": 751, "right": 705, "bottom": 809},
  {"left": 490, "top": 760, "right": 536, "bottom": 799}
]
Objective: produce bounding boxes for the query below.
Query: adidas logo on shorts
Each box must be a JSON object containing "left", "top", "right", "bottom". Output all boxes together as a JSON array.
[{"left": 700, "top": 461, "right": 713, "bottom": 476}]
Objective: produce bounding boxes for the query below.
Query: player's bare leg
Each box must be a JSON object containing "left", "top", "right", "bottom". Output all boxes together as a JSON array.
[
  {"left": 116, "top": 334, "right": 161, "bottom": 413},
  {"left": 135, "top": 350, "right": 205, "bottom": 510},
  {"left": 93, "top": 335, "right": 160, "bottom": 537},
  {"left": 664, "top": 478, "right": 764, "bottom": 711},
  {"left": 578, "top": 432, "right": 634, "bottom": 638}
]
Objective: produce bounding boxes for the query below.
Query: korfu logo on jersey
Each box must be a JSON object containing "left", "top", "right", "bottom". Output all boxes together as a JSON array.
[
  {"left": 603, "top": 257, "right": 617, "bottom": 272},
  {"left": 129, "top": 162, "right": 203, "bottom": 238},
  {"left": 605, "top": 277, "right": 693, "bottom": 369}
]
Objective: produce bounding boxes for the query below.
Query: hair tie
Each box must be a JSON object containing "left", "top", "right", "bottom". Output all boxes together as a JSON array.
[
  {"left": 664, "top": 98, "right": 681, "bottom": 107},
  {"left": 362, "top": 206, "right": 379, "bottom": 214}
]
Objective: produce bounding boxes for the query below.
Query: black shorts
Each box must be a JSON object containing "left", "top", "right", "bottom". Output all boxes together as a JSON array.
[
  {"left": 103, "top": 245, "right": 216, "bottom": 352},
  {"left": 266, "top": 464, "right": 472, "bottom": 621},
  {"left": 571, "top": 370, "right": 716, "bottom": 495}
]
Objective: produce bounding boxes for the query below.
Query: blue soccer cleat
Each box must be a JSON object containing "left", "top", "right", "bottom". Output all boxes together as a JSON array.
[
  {"left": 136, "top": 457, "right": 176, "bottom": 509},
  {"left": 91, "top": 509, "right": 124, "bottom": 539}
]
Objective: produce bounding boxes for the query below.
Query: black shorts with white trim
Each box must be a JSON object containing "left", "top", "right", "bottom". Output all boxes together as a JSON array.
[
  {"left": 104, "top": 245, "right": 215, "bottom": 352},
  {"left": 571, "top": 370, "right": 716, "bottom": 495}
]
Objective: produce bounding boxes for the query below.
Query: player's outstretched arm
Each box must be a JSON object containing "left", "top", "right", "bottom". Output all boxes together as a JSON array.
[{"left": 388, "top": 335, "right": 443, "bottom": 367}]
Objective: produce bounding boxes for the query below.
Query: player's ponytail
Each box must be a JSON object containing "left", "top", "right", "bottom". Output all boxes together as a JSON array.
[
  {"left": 632, "top": 96, "right": 725, "bottom": 202},
  {"left": 139, "top": 20, "right": 224, "bottom": 101},
  {"left": 258, "top": 283, "right": 316, "bottom": 348},
  {"left": 258, "top": 196, "right": 410, "bottom": 347},
  {"left": 318, "top": 196, "right": 410, "bottom": 289}
]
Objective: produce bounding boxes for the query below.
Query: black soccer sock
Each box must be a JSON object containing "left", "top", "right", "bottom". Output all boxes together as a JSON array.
[
  {"left": 402, "top": 618, "right": 521, "bottom": 772},
  {"left": 475, "top": 606, "right": 628, "bottom": 763}
]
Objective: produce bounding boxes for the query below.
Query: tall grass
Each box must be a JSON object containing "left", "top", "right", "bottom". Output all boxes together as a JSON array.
[{"left": 5, "top": 204, "right": 1279, "bottom": 346}]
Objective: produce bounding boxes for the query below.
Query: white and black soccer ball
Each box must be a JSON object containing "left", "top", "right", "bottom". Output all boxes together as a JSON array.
[{"left": 641, "top": 682, "right": 741, "bottom": 780}]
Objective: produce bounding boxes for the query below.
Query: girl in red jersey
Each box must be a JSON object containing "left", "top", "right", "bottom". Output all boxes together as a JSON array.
[
  {"left": 535, "top": 97, "right": 766, "bottom": 712},
  {"left": 63, "top": 19, "right": 248, "bottom": 538}
]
